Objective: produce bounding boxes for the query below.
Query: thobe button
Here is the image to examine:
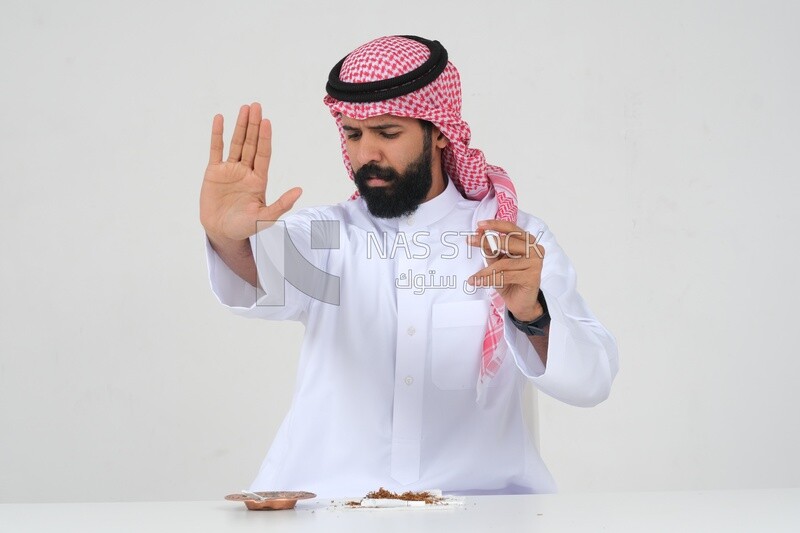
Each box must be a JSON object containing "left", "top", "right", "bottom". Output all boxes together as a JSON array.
[
  {"left": 404, "top": 376, "right": 414, "bottom": 386},
  {"left": 407, "top": 326, "right": 416, "bottom": 336},
  {"left": 406, "top": 216, "right": 415, "bottom": 226}
]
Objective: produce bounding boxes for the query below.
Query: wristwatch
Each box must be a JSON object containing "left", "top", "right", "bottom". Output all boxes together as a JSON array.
[{"left": 507, "top": 290, "right": 551, "bottom": 336}]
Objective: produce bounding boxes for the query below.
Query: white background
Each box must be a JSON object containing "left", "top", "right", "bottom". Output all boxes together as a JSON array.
[{"left": 1, "top": 0, "right": 798, "bottom": 502}]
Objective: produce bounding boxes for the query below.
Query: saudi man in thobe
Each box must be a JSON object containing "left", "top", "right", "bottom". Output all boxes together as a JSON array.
[{"left": 200, "top": 35, "right": 618, "bottom": 497}]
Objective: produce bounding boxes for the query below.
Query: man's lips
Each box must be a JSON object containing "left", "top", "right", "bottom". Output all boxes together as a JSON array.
[{"left": 366, "top": 176, "right": 393, "bottom": 187}]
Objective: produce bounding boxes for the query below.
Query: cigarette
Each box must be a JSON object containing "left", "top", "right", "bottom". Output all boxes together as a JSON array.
[{"left": 484, "top": 230, "right": 500, "bottom": 254}]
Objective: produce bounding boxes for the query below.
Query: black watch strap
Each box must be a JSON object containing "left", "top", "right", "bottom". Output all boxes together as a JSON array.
[{"left": 507, "top": 290, "right": 551, "bottom": 336}]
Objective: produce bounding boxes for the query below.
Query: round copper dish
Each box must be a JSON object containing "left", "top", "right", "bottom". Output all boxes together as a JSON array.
[{"left": 225, "top": 491, "right": 316, "bottom": 510}]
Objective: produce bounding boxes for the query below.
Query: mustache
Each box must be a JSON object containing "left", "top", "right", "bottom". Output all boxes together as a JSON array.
[{"left": 354, "top": 164, "right": 400, "bottom": 183}]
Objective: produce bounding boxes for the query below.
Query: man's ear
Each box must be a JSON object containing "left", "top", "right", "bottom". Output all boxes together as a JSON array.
[{"left": 433, "top": 127, "right": 448, "bottom": 149}]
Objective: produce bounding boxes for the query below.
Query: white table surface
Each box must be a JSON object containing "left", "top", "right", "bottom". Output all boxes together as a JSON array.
[{"left": 1, "top": 489, "right": 798, "bottom": 532}]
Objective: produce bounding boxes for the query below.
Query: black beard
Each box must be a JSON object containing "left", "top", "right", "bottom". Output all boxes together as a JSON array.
[{"left": 353, "top": 140, "right": 433, "bottom": 219}]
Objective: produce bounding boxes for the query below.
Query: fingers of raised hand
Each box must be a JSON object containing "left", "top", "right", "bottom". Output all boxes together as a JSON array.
[
  {"left": 227, "top": 104, "right": 250, "bottom": 163},
  {"left": 253, "top": 119, "right": 272, "bottom": 180},
  {"left": 240, "top": 102, "right": 262, "bottom": 167},
  {"left": 209, "top": 114, "right": 224, "bottom": 164},
  {"left": 258, "top": 187, "right": 303, "bottom": 221}
]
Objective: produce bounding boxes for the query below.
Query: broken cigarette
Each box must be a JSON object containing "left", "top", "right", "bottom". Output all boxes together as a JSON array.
[{"left": 484, "top": 230, "right": 500, "bottom": 254}]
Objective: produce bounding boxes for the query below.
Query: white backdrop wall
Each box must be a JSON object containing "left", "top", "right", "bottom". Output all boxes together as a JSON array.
[{"left": 1, "top": 0, "right": 798, "bottom": 502}]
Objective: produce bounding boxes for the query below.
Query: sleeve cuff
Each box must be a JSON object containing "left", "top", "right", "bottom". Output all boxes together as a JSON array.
[{"left": 205, "top": 235, "right": 265, "bottom": 309}]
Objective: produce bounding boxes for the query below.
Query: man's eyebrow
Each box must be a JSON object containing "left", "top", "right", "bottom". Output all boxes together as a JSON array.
[{"left": 342, "top": 123, "right": 402, "bottom": 131}]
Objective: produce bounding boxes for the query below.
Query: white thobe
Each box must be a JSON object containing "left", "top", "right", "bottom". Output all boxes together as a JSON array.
[{"left": 206, "top": 178, "right": 618, "bottom": 497}]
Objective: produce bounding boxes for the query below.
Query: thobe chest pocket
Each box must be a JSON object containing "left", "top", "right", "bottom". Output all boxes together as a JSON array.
[{"left": 430, "top": 300, "right": 490, "bottom": 390}]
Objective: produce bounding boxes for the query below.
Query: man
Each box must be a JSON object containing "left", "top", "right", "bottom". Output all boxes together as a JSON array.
[{"left": 201, "top": 35, "right": 618, "bottom": 496}]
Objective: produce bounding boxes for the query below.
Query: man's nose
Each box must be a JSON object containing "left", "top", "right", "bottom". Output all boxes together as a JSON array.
[{"left": 355, "top": 136, "right": 382, "bottom": 167}]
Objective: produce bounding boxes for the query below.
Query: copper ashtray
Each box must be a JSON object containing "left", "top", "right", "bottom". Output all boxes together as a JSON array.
[{"left": 225, "top": 491, "right": 316, "bottom": 510}]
